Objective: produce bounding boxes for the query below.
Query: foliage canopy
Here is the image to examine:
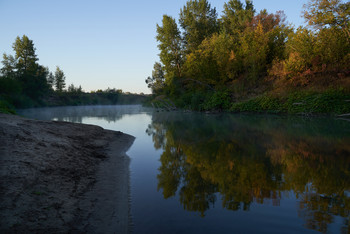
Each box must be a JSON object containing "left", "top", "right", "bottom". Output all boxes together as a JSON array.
[{"left": 147, "top": 0, "right": 350, "bottom": 112}]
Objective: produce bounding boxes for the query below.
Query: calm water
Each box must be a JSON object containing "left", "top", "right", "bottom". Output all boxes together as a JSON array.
[{"left": 19, "top": 105, "right": 350, "bottom": 234}]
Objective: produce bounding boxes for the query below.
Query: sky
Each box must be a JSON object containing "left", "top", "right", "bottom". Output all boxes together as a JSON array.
[{"left": 0, "top": 0, "right": 308, "bottom": 94}]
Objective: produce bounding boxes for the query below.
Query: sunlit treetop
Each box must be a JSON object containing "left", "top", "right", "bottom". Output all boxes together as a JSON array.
[{"left": 303, "top": 0, "right": 350, "bottom": 37}]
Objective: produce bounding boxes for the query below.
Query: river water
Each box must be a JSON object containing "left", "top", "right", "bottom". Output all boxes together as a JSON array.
[{"left": 19, "top": 105, "right": 350, "bottom": 233}]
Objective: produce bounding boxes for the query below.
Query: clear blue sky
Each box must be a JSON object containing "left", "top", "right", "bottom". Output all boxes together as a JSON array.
[{"left": 0, "top": 0, "right": 308, "bottom": 94}]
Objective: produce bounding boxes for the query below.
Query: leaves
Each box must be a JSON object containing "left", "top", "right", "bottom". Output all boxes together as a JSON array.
[
  {"left": 12, "top": 35, "right": 38, "bottom": 74},
  {"left": 145, "top": 62, "right": 165, "bottom": 93},
  {"left": 149, "top": 0, "right": 350, "bottom": 111},
  {"left": 179, "top": 0, "right": 218, "bottom": 52},
  {"left": 303, "top": 0, "right": 350, "bottom": 41},
  {"left": 54, "top": 66, "right": 66, "bottom": 92}
]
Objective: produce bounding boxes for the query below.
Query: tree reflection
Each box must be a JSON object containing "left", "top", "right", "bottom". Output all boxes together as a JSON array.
[
  {"left": 147, "top": 113, "right": 350, "bottom": 233},
  {"left": 19, "top": 105, "right": 148, "bottom": 123}
]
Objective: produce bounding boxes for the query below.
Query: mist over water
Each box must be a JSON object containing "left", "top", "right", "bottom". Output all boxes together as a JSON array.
[{"left": 19, "top": 105, "right": 350, "bottom": 233}]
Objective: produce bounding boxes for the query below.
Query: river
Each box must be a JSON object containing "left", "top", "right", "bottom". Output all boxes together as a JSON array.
[{"left": 19, "top": 105, "right": 350, "bottom": 233}]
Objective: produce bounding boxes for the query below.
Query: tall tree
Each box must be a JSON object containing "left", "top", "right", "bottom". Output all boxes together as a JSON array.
[
  {"left": 156, "top": 15, "right": 183, "bottom": 78},
  {"left": 179, "top": 0, "right": 218, "bottom": 52},
  {"left": 1, "top": 35, "right": 50, "bottom": 101},
  {"left": 12, "top": 35, "right": 38, "bottom": 74},
  {"left": 54, "top": 66, "right": 66, "bottom": 92},
  {"left": 221, "top": 0, "right": 255, "bottom": 35}
]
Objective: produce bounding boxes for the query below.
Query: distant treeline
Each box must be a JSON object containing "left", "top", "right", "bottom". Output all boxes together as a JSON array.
[
  {"left": 0, "top": 35, "right": 146, "bottom": 114},
  {"left": 47, "top": 90, "right": 148, "bottom": 107},
  {"left": 147, "top": 0, "right": 350, "bottom": 113}
]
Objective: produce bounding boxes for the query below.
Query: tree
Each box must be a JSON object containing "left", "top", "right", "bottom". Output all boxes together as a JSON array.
[
  {"left": 67, "top": 84, "right": 75, "bottom": 93},
  {"left": 12, "top": 35, "right": 38, "bottom": 74},
  {"left": 184, "top": 32, "right": 239, "bottom": 86},
  {"left": 221, "top": 0, "right": 255, "bottom": 35},
  {"left": 54, "top": 66, "right": 66, "bottom": 92},
  {"left": 240, "top": 22, "right": 270, "bottom": 80},
  {"left": 47, "top": 71, "right": 55, "bottom": 89},
  {"left": 315, "top": 27, "right": 350, "bottom": 69},
  {"left": 146, "top": 62, "right": 165, "bottom": 94},
  {"left": 156, "top": 15, "right": 183, "bottom": 78},
  {"left": 252, "top": 10, "right": 290, "bottom": 64},
  {"left": 179, "top": 0, "right": 218, "bottom": 52},
  {"left": 24, "top": 64, "right": 50, "bottom": 99},
  {"left": 284, "top": 27, "right": 316, "bottom": 74},
  {"left": 251, "top": 10, "right": 286, "bottom": 32},
  {"left": 1, "top": 35, "right": 50, "bottom": 101},
  {"left": 0, "top": 54, "right": 17, "bottom": 78},
  {"left": 67, "top": 84, "right": 83, "bottom": 93},
  {"left": 303, "top": 0, "right": 350, "bottom": 39}
]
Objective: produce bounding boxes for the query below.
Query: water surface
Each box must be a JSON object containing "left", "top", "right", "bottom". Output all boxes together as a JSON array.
[{"left": 19, "top": 105, "right": 350, "bottom": 233}]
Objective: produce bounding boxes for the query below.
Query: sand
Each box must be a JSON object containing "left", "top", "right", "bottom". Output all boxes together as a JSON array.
[{"left": 0, "top": 113, "right": 135, "bottom": 233}]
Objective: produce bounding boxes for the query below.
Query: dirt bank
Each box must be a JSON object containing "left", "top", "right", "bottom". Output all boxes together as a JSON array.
[{"left": 0, "top": 113, "right": 135, "bottom": 233}]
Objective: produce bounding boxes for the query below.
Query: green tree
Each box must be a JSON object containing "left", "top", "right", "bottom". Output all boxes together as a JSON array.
[
  {"left": 184, "top": 32, "right": 239, "bottom": 86},
  {"left": 316, "top": 27, "right": 350, "bottom": 70},
  {"left": 240, "top": 22, "right": 269, "bottom": 80},
  {"left": 146, "top": 62, "right": 165, "bottom": 94},
  {"left": 54, "top": 66, "right": 66, "bottom": 92},
  {"left": 1, "top": 35, "right": 50, "bottom": 103},
  {"left": 47, "top": 71, "right": 55, "bottom": 89},
  {"left": 24, "top": 65, "right": 50, "bottom": 99},
  {"left": 303, "top": 0, "right": 350, "bottom": 39},
  {"left": 252, "top": 10, "right": 290, "bottom": 64},
  {"left": 236, "top": 10, "right": 290, "bottom": 80},
  {"left": 221, "top": 0, "right": 255, "bottom": 35},
  {"left": 67, "top": 84, "right": 82, "bottom": 93},
  {"left": 148, "top": 0, "right": 350, "bottom": 110},
  {"left": 179, "top": 0, "right": 218, "bottom": 52},
  {"left": 12, "top": 35, "right": 38, "bottom": 74},
  {"left": 0, "top": 54, "right": 17, "bottom": 78},
  {"left": 156, "top": 15, "right": 183, "bottom": 79},
  {"left": 285, "top": 27, "right": 317, "bottom": 74}
]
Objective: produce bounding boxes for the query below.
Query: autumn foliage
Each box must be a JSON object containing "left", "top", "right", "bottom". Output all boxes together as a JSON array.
[{"left": 148, "top": 0, "right": 350, "bottom": 112}]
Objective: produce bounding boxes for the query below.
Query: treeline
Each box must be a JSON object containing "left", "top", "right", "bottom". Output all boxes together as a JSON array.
[
  {"left": 50, "top": 89, "right": 147, "bottom": 107},
  {"left": 147, "top": 0, "right": 350, "bottom": 113},
  {"left": 0, "top": 35, "right": 146, "bottom": 113}
]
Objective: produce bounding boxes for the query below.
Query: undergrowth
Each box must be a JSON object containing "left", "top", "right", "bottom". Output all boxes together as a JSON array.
[{"left": 230, "top": 89, "right": 350, "bottom": 115}]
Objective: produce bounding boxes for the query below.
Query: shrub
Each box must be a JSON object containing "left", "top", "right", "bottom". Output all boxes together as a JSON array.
[
  {"left": 0, "top": 99, "right": 16, "bottom": 114},
  {"left": 230, "top": 89, "right": 350, "bottom": 115},
  {"left": 203, "top": 91, "right": 231, "bottom": 111}
]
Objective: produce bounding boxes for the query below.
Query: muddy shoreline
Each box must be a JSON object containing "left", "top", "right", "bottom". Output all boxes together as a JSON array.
[{"left": 0, "top": 113, "right": 135, "bottom": 233}]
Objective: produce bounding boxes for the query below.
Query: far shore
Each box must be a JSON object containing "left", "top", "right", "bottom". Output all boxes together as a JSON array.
[{"left": 0, "top": 113, "right": 135, "bottom": 233}]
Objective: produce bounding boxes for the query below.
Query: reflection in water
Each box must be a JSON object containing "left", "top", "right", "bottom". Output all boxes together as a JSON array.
[
  {"left": 148, "top": 113, "right": 350, "bottom": 233},
  {"left": 18, "top": 105, "right": 150, "bottom": 123},
  {"left": 18, "top": 106, "right": 349, "bottom": 233}
]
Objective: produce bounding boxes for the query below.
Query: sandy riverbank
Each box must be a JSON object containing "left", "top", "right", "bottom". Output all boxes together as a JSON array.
[{"left": 0, "top": 113, "right": 135, "bottom": 233}]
